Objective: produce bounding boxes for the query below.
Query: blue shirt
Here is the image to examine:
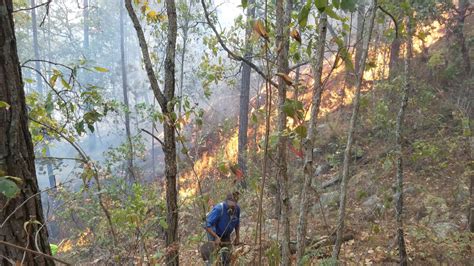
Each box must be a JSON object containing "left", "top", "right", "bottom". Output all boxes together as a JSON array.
[{"left": 205, "top": 201, "right": 240, "bottom": 238}]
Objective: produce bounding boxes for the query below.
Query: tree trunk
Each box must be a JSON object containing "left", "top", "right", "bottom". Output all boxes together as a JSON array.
[
  {"left": 388, "top": 2, "right": 401, "bottom": 80},
  {"left": 394, "top": 16, "right": 412, "bottom": 266},
  {"left": 237, "top": 0, "right": 255, "bottom": 188},
  {"left": 31, "top": 0, "right": 56, "bottom": 188},
  {"left": 119, "top": 1, "right": 135, "bottom": 180},
  {"left": 389, "top": 35, "right": 401, "bottom": 79},
  {"left": 163, "top": 1, "right": 178, "bottom": 264},
  {"left": 470, "top": 167, "right": 474, "bottom": 232},
  {"left": 353, "top": 2, "right": 366, "bottom": 81},
  {"left": 125, "top": 0, "right": 179, "bottom": 264},
  {"left": 83, "top": 0, "right": 89, "bottom": 52},
  {"left": 296, "top": 13, "right": 327, "bottom": 263},
  {"left": 456, "top": 0, "right": 471, "bottom": 74},
  {"left": 275, "top": 0, "right": 292, "bottom": 264},
  {"left": 31, "top": 0, "right": 42, "bottom": 94},
  {"left": 0, "top": 0, "right": 52, "bottom": 264},
  {"left": 332, "top": 0, "right": 377, "bottom": 260}
]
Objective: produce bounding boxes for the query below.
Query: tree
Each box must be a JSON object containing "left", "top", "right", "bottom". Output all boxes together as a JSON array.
[
  {"left": 119, "top": 1, "right": 135, "bottom": 179},
  {"left": 30, "top": 0, "right": 56, "bottom": 188},
  {"left": 454, "top": 0, "right": 471, "bottom": 74},
  {"left": 275, "top": 0, "right": 292, "bottom": 264},
  {"left": 332, "top": 0, "right": 378, "bottom": 260},
  {"left": 31, "top": 0, "right": 43, "bottom": 94},
  {"left": 237, "top": 0, "right": 256, "bottom": 187},
  {"left": 353, "top": 1, "right": 366, "bottom": 81},
  {"left": 393, "top": 14, "right": 412, "bottom": 266},
  {"left": 125, "top": 0, "right": 179, "bottom": 264},
  {"left": 296, "top": 12, "right": 328, "bottom": 263},
  {"left": 0, "top": 0, "right": 53, "bottom": 264}
]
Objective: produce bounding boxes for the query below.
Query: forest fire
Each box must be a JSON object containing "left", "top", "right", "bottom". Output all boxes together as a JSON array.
[{"left": 177, "top": 19, "right": 447, "bottom": 200}]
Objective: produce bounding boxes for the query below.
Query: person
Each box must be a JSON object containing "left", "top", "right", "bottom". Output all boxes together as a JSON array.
[{"left": 204, "top": 191, "right": 240, "bottom": 265}]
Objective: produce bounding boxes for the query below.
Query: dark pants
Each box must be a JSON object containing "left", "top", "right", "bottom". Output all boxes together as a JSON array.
[{"left": 206, "top": 233, "right": 231, "bottom": 265}]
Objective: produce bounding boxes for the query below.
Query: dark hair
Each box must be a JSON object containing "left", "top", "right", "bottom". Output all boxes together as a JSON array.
[{"left": 226, "top": 191, "right": 240, "bottom": 203}]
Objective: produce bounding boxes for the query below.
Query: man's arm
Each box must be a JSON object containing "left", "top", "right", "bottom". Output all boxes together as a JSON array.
[
  {"left": 206, "top": 227, "right": 221, "bottom": 244},
  {"left": 205, "top": 204, "right": 223, "bottom": 244},
  {"left": 234, "top": 206, "right": 241, "bottom": 245},
  {"left": 234, "top": 225, "right": 240, "bottom": 245}
]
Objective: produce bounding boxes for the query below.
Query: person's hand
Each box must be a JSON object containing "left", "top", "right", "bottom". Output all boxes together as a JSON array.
[{"left": 214, "top": 237, "right": 221, "bottom": 245}]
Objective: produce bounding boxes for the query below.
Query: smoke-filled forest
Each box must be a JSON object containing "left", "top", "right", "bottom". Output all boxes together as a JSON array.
[{"left": 0, "top": 0, "right": 472, "bottom": 265}]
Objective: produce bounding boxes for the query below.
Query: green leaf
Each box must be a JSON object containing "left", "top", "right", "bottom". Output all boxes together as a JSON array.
[
  {"left": 0, "top": 101, "right": 10, "bottom": 110},
  {"left": 93, "top": 66, "right": 109, "bottom": 72},
  {"left": 60, "top": 77, "right": 72, "bottom": 90},
  {"left": 332, "top": 0, "right": 340, "bottom": 9},
  {"left": 294, "top": 125, "right": 308, "bottom": 138},
  {"left": 0, "top": 178, "right": 20, "bottom": 199},
  {"left": 282, "top": 99, "right": 304, "bottom": 121},
  {"left": 50, "top": 244, "right": 58, "bottom": 256},
  {"left": 218, "top": 161, "right": 228, "bottom": 174},
  {"left": 159, "top": 218, "right": 169, "bottom": 229},
  {"left": 298, "top": 1, "right": 312, "bottom": 27},
  {"left": 49, "top": 73, "right": 59, "bottom": 88},
  {"left": 314, "top": 0, "right": 328, "bottom": 12},
  {"left": 340, "top": 0, "right": 356, "bottom": 11},
  {"left": 306, "top": 39, "right": 313, "bottom": 57},
  {"left": 241, "top": 0, "right": 248, "bottom": 8},
  {"left": 24, "top": 78, "right": 35, "bottom": 84},
  {"left": 325, "top": 6, "right": 343, "bottom": 20},
  {"left": 75, "top": 120, "right": 85, "bottom": 135}
]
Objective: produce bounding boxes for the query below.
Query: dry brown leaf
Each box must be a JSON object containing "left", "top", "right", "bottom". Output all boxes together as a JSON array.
[
  {"left": 276, "top": 73, "right": 293, "bottom": 85},
  {"left": 290, "top": 28, "right": 302, "bottom": 43},
  {"left": 253, "top": 20, "right": 269, "bottom": 39}
]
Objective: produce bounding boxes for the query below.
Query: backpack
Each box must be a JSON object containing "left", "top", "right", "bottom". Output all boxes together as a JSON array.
[{"left": 205, "top": 202, "right": 225, "bottom": 221}]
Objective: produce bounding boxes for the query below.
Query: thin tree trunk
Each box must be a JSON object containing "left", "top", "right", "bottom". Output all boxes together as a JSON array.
[
  {"left": 125, "top": 0, "right": 179, "bottom": 264},
  {"left": 389, "top": 35, "right": 401, "bottom": 79},
  {"left": 332, "top": 0, "right": 377, "bottom": 260},
  {"left": 296, "top": 13, "right": 328, "bottom": 263},
  {"left": 119, "top": 1, "right": 135, "bottom": 179},
  {"left": 388, "top": 1, "right": 401, "bottom": 79},
  {"left": 456, "top": 0, "right": 471, "bottom": 74},
  {"left": 0, "top": 1, "right": 52, "bottom": 263},
  {"left": 353, "top": 2, "right": 366, "bottom": 81},
  {"left": 394, "top": 16, "right": 412, "bottom": 266},
  {"left": 275, "top": 0, "right": 292, "bottom": 264},
  {"left": 470, "top": 165, "right": 474, "bottom": 232},
  {"left": 83, "top": 0, "right": 89, "bottom": 52},
  {"left": 163, "top": 1, "right": 178, "bottom": 264},
  {"left": 344, "top": 12, "right": 353, "bottom": 86},
  {"left": 31, "top": 0, "right": 42, "bottom": 94},
  {"left": 31, "top": 0, "right": 56, "bottom": 188},
  {"left": 237, "top": 0, "right": 255, "bottom": 188}
]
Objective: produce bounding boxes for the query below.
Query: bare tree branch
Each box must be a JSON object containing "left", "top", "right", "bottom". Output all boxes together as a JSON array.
[
  {"left": 200, "top": 0, "right": 279, "bottom": 88},
  {"left": 0, "top": 240, "right": 71, "bottom": 265},
  {"left": 124, "top": 0, "right": 167, "bottom": 110}
]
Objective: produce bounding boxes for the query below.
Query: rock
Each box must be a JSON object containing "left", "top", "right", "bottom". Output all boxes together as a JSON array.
[
  {"left": 432, "top": 222, "right": 458, "bottom": 239},
  {"left": 315, "top": 164, "right": 330, "bottom": 176},
  {"left": 422, "top": 195, "right": 449, "bottom": 223},
  {"left": 320, "top": 191, "right": 339, "bottom": 207},
  {"left": 314, "top": 191, "right": 339, "bottom": 211},
  {"left": 290, "top": 195, "right": 300, "bottom": 209},
  {"left": 404, "top": 186, "right": 417, "bottom": 195},
  {"left": 362, "top": 195, "right": 384, "bottom": 219},
  {"left": 415, "top": 205, "right": 428, "bottom": 221},
  {"left": 312, "top": 148, "right": 322, "bottom": 158},
  {"left": 454, "top": 184, "right": 469, "bottom": 205},
  {"left": 320, "top": 176, "right": 341, "bottom": 189}
]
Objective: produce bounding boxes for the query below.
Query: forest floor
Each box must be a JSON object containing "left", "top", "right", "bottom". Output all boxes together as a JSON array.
[
  {"left": 176, "top": 16, "right": 473, "bottom": 265},
  {"left": 54, "top": 13, "right": 473, "bottom": 266}
]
